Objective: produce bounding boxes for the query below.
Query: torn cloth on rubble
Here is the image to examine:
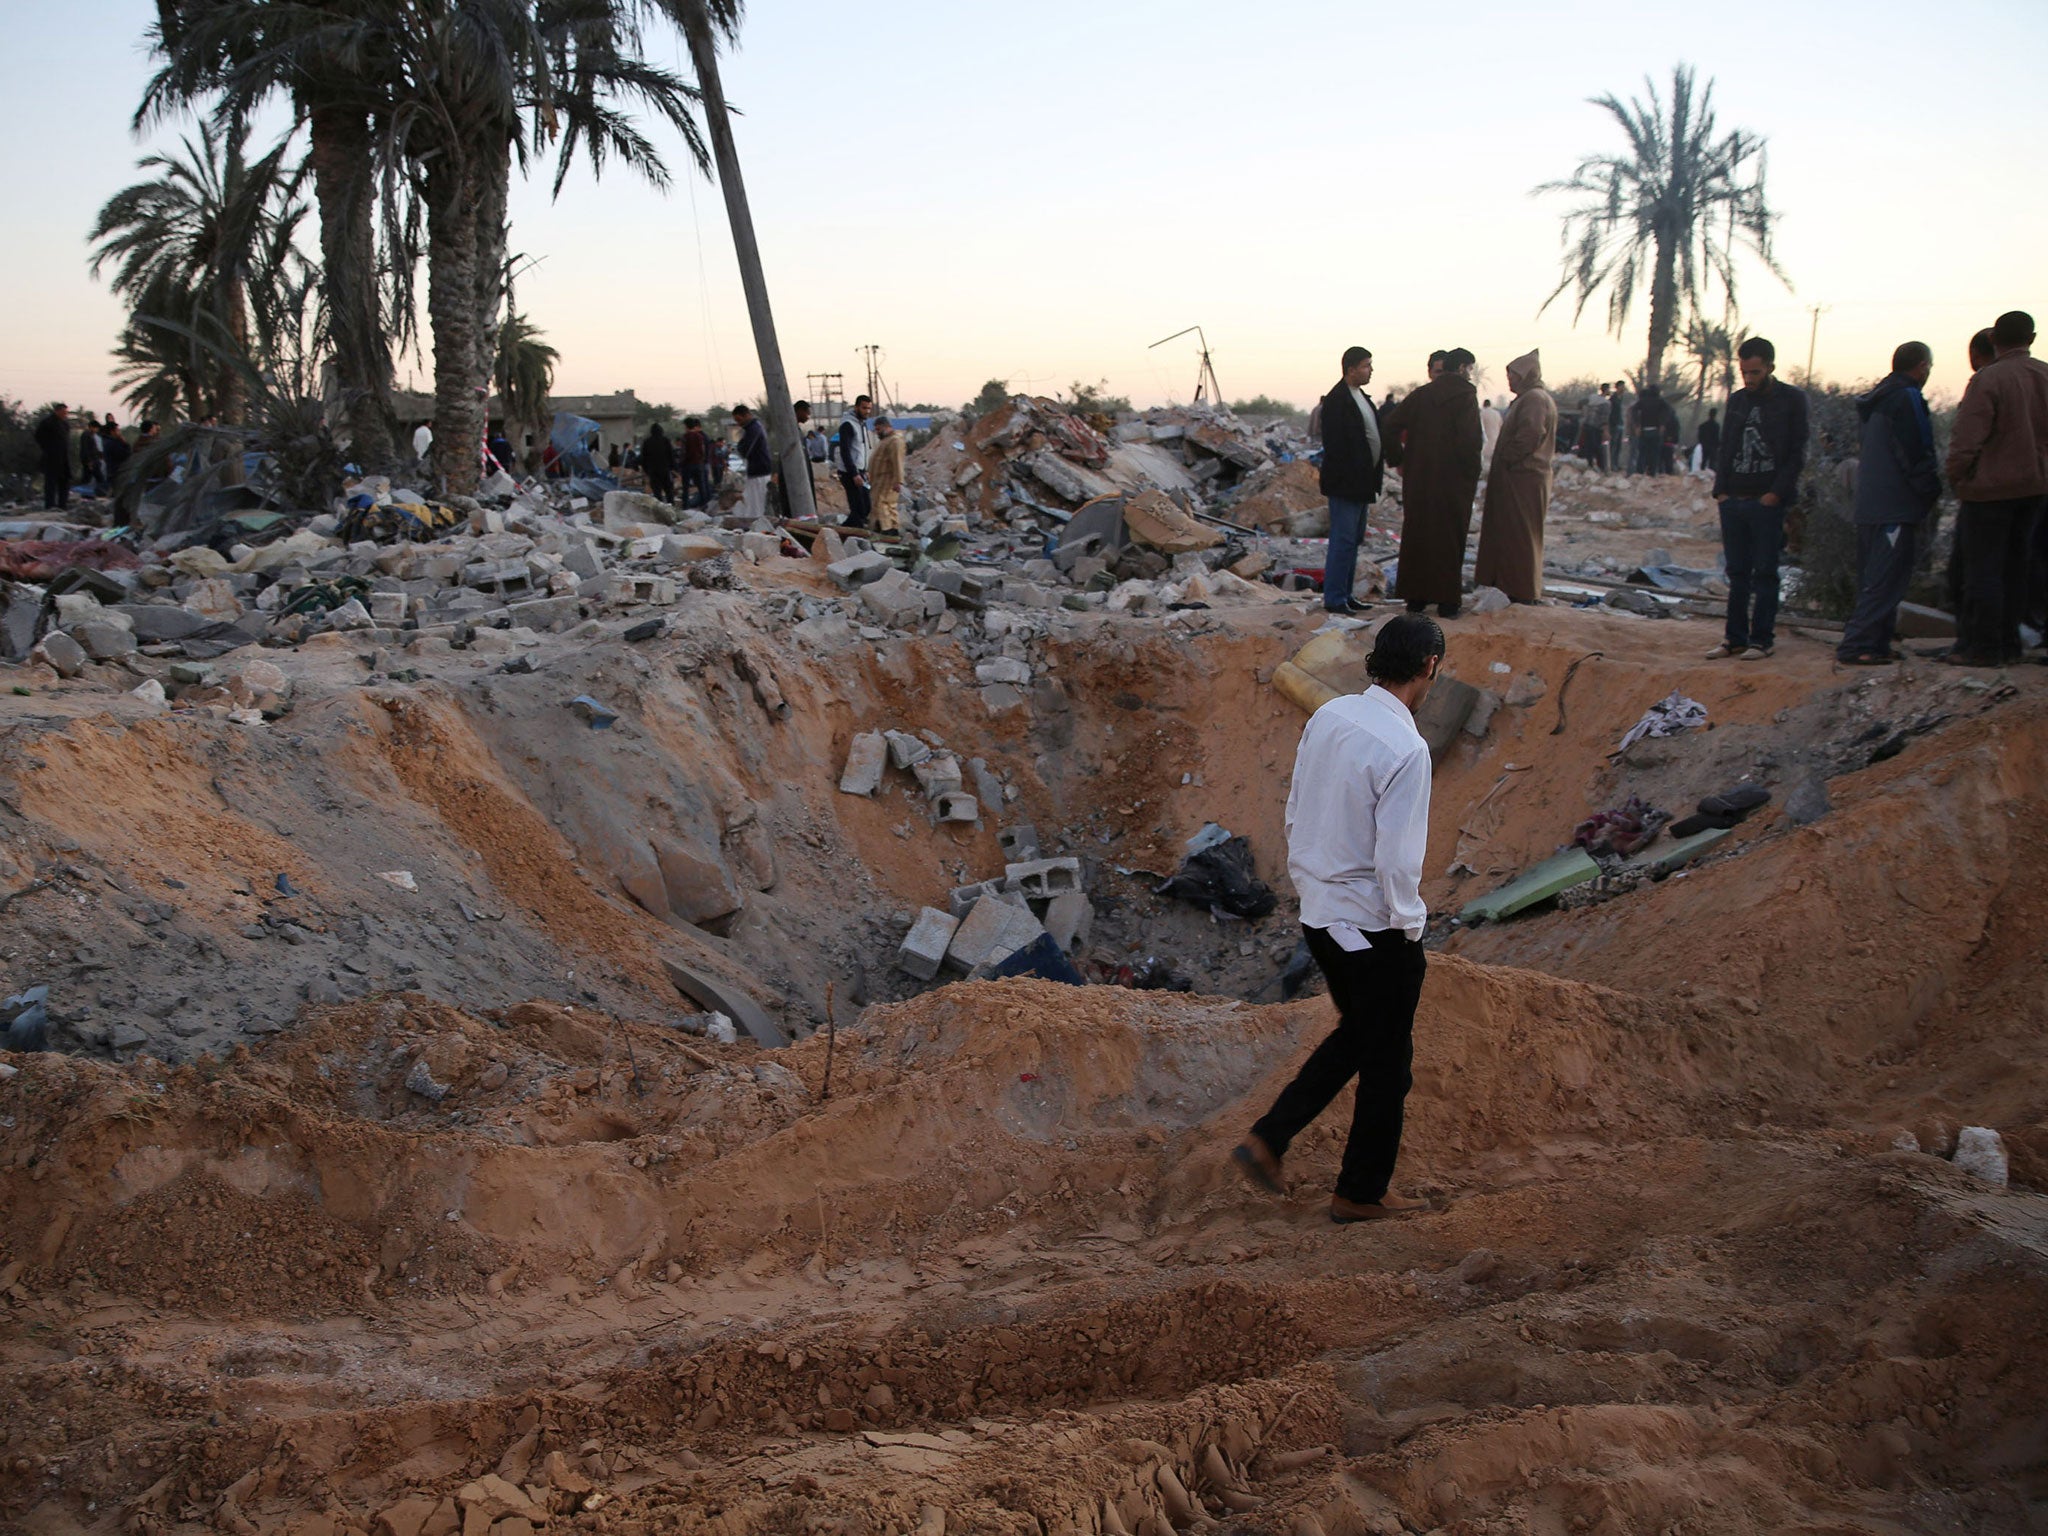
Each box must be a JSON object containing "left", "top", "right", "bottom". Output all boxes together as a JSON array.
[
  {"left": 1616, "top": 691, "right": 1707, "bottom": 753},
  {"left": 0, "top": 539, "right": 141, "bottom": 582},
  {"left": 1572, "top": 795, "right": 1670, "bottom": 857}
]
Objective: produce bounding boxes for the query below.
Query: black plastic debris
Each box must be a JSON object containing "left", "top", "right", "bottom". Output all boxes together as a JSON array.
[{"left": 1154, "top": 833, "right": 1276, "bottom": 920}]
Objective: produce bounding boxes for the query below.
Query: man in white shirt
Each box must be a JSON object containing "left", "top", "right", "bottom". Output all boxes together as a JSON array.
[
  {"left": 413, "top": 421, "right": 434, "bottom": 460},
  {"left": 1235, "top": 614, "right": 1444, "bottom": 1223}
]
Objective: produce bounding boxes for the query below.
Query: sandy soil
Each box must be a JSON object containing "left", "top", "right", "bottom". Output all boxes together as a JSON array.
[{"left": 1, "top": 493, "right": 2045, "bottom": 1535}]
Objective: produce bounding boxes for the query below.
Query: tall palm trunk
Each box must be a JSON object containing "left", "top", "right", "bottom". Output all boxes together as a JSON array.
[
  {"left": 469, "top": 149, "right": 511, "bottom": 472},
  {"left": 682, "top": 7, "right": 814, "bottom": 520},
  {"left": 308, "top": 100, "right": 397, "bottom": 465},
  {"left": 216, "top": 269, "right": 251, "bottom": 427},
  {"left": 426, "top": 147, "right": 486, "bottom": 496},
  {"left": 1644, "top": 225, "right": 1680, "bottom": 384}
]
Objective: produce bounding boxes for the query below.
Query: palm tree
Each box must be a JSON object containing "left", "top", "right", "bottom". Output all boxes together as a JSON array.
[
  {"left": 141, "top": 0, "right": 411, "bottom": 465},
  {"left": 495, "top": 307, "right": 558, "bottom": 449},
  {"left": 89, "top": 126, "right": 305, "bottom": 424},
  {"left": 110, "top": 274, "right": 210, "bottom": 423},
  {"left": 1535, "top": 64, "right": 1789, "bottom": 386}
]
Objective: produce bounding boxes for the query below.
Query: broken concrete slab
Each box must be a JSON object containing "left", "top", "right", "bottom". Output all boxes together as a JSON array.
[
  {"left": 828, "top": 551, "right": 893, "bottom": 590},
  {"left": 884, "top": 729, "right": 931, "bottom": 770},
  {"left": 661, "top": 958, "right": 789, "bottom": 1048},
  {"left": 998, "top": 823, "right": 1041, "bottom": 864},
  {"left": 948, "top": 878, "right": 1015, "bottom": 919},
  {"left": 912, "top": 753, "right": 964, "bottom": 799},
  {"left": 897, "top": 907, "right": 960, "bottom": 981},
  {"left": 1459, "top": 847, "right": 1601, "bottom": 922},
  {"left": 31, "top": 630, "right": 86, "bottom": 678},
  {"left": 839, "top": 731, "right": 888, "bottom": 796}
]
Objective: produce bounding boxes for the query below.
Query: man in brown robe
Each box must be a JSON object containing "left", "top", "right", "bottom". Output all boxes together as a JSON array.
[
  {"left": 1474, "top": 350, "right": 1558, "bottom": 603},
  {"left": 1385, "top": 348, "right": 1483, "bottom": 616},
  {"left": 869, "top": 417, "right": 906, "bottom": 532}
]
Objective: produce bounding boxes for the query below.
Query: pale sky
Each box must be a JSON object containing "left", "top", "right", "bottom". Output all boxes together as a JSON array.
[{"left": 4, "top": 0, "right": 2044, "bottom": 421}]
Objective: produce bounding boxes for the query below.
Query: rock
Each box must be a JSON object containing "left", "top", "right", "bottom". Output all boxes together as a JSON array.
[
  {"left": 130, "top": 679, "right": 167, "bottom": 709},
  {"left": 912, "top": 752, "right": 964, "bottom": 800},
  {"left": 107, "top": 1023, "right": 149, "bottom": 1051},
  {"left": 406, "top": 1058, "right": 451, "bottom": 1102},
  {"left": 70, "top": 619, "right": 138, "bottom": 661},
  {"left": 1457, "top": 1248, "right": 1498, "bottom": 1284},
  {"left": 974, "top": 656, "right": 1032, "bottom": 686},
  {"left": 1462, "top": 689, "right": 1502, "bottom": 737},
  {"left": 1043, "top": 890, "right": 1094, "bottom": 952},
  {"left": 623, "top": 617, "right": 665, "bottom": 642},
  {"left": 327, "top": 598, "right": 373, "bottom": 630},
  {"left": 1504, "top": 671, "right": 1548, "bottom": 708},
  {"left": 1468, "top": 585, "right": 1511, "bottom": 615},
  {"left": 1953, "top": 1126, "right": 2008, "bottom": 1188},
  {"left": 603, "top": 489, "right": 679, "bottom": 529},
  {"left": 828, "top": 551, "right": 893, "bottom": 590},
  {"left": 1784, "top": 775, "right": 1831, "bottom": 826},
  {"left": 884, "top": 729, "right": 931, "bottom": 769},
  {"left": 659, "top": 533, "right": 727, "bottom": 564},
  {"left": 113, "top": 603, "right": 212, "bottom": 641},
  {"left": 31, "top": 630, "right": 87, "bottom": 678},
  {"left": 839, "top": 731, "right": 888, "bottom": 796}
]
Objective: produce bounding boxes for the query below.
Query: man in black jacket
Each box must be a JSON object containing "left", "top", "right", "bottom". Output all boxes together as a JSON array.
[
  {"left": 1708, "top": 337, "right": 1809, "bottom": 660},
  {"left": 1317, "top": 346, "right": 1385, "bottom": 615},
  {"left": 1838, "top": 342, "right": 1940, "bottom": 664},
  {"left": 1695, "top": 408, "right": 1721, "bottom": 473},
  {"left": 640, "top": 421, "right": 676, "bottom": 503},
  {"left": 34, "top": 404, "right": 71, "bottom": 510}
]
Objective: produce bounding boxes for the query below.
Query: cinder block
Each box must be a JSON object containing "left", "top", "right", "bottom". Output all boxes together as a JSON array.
[
  {"left": 884, "top": 729, "right": 931, "bottom": 769},
  {"left": 936, "top": 792, "right": 979, "bottom": 823},
  {"left": 1043, "top": 891, "right": 1094, "bottom": 953},
  {"left": 948, "top": 878, "right": 1015, "bottom": 918},
  {"left": 912, "top": 752, "right": 964, "bottom": 799},
  {"left": 946, "top": 894, "right": 1047, "bottom": 973},
  {"left": 1003, "top": 856, "right": 1082, "bottom": 901},
  {"left": 896, "top": 907, "right": 959, "bottom": 981},
  {"left": 998, "top": 823, "right": 1041, "bottom": 863},
  {"left": 838, "top": 731, "right": 887, "bottom": 795}
]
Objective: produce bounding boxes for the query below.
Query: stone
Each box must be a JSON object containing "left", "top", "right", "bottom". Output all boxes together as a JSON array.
[
  {"left": 884, "top": 729, "right": 931, "bottom": 769},
  {"left": 107, "top": 1023, "right": 149, "bottom": 1051},
  {"left": 653, "top": 837, "right": 744, "bottom": 927},
  {"left": 946, "top": 894, "right": 1047, "bottom": 973},
  {"left": 1953, "top": 1126, "right": 2008, "bottom": 1188},
  {"left": 998, "top": 823, "right": 1041, "bottom": 863},
  {"left": 1784, "top": 774, "right": 1831, "bottom": 826},
  {"left": 980, "top": 683, "right": 1027, "bottom": 713},
  {"left": 1457, "top": 1248, "right": 1498, "bottom": 1284},
  {"left": 1504, "top": 671, "right": 1548, "bottom": 708},
  {"left": 603, "top": 489, "right": 679, "bottom": 529},
  {"left": 31, "top": 630, "right": 87, "bottom": 678},
  {"left": 974, "top": 656, "right": 1032, "bottom": 686},
  {"left": 130, "top": 679, "right": 167, "bottom": 708},
  {"left": 327, "top": 598, "right": 374, "bottom": 630},
  {"left": 406, "top": 1058, "right": 450, "bottom": 1101},
  {"left": 1043, "top": 890, "right": 1094, "bottom": 953},
  {"left": 740, "top": 531, "right": 783, "bottom": 562},
  {"left": 1894, "top": 602, "right": 1955, "bottom": 639},
  {"left": 839, "top": 731, "right": 888, "bottom": 795},
  {"left": 1468, "top": 585, "right": 1511, "bottom": 615},
  {"left": 562, "top": 539, "right": 604, "bottom": 580},
  {"left": 911, "top": 752, "right": 964, "bottom": 799},
  {"left": 1003, "top": 856, "right": 1082, "bottom": 901},
  {"left": 369, "top": 591, "right": 410, "bottom": 624},
  {"left": 896, "top": 907, "right": 960, "bottom": 981},
  {"left": 168, "top": 660, "right": 217, "bottom": 686},
  {"left": 828, "top": 551, "right": 893, "bottom": 590},
  {"left": 113, "top": 603, "right": 211, "bottom": 641},
  {"left": 936, "top": 791, "right": 979, "bottom": 823},
  {"left": 659, "top": 533, "right": 727, "bottom": 564},
  {"left": 70, "top": 619, "right": 138, "bottom": 661},
  {"left": 624, "top": 617, "right": 665, "bottom": 642}
]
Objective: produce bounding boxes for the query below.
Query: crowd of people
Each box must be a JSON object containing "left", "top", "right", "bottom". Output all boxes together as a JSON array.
[
  {"left": 29, "top": 404, "right": 157, "bottom": 511},
  {"left": 1310, "top": 309, "right": 2047, "bottom": 670}
]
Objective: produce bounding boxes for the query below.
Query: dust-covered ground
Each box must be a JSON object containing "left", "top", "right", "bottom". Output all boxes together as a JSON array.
[{"left": 1, "top": 494, "right": 2045, "bottom": 1535}]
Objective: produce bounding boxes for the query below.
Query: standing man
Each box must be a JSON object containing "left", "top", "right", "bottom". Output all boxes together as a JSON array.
[
  {"left": 413, "top": 419, "right": 434, "bottom": 460},
  {"left": 34, "top": 404, "right": 72, "bottom": 511},
  {"left": 868, "top": 416, "right": 906, "bottom": 533},
  {"left": 1636, "top": 385, "right": 1677, "bottom": 476},
  {"left": 1479, "top": 395, "right": 1503, "bottom": 466},
  {"left": 836, "top": 394, "right": 875, "bottom": 529},
  {"left": 1608, "top": 379, "right": 1629, "bottom": 474},
  {"left": 1315, "top": 346, "right": 1386, "bottom": 617},
  {"left": 1838, "top": 342, "right": 1941, "bottom": 666},
  {"left": 732, "top": 404, "right": 775, "bottom": 522},
  {"left": 77, "top": 414, "right": 104, "bottom": 498},
  {"left": 778, "top": 400, "right": 820, "bottom": 518},
  {"left": 1474, "top": 350, "right": 1557, "bottom": 604},
  {"left": 1707, "top": 338, "right": 1809, "bottom": 661},
  {"left": 1695, "top": 408, "right": 1721, "bottom": 474},
  {"left": 1943, "top": 310, "right": 2048, "bottom": 666},
  {"left": 1233, "top": 614, "right": 1444, "bottom": 1224},
  {"left": 679, "top": 417, "right": 710, "bottom": 508},
  {"left": 1384, "top": 348, "right": 1483, "bottom": 618},
  {"left": 641, "top": 420, "right": 676, "bottom": 504}
]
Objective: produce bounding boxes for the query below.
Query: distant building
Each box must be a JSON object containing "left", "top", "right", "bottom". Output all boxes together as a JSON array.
[{"left": 391, "top": 390, "right": 641, "bottom": 456}]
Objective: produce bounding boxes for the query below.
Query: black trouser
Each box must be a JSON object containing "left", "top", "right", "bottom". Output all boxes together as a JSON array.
[
  {"left": 1719, "top": 496, "right": 1784, "bottom": 650},
  {"left": 42, "top": 460, "right": 69, "bottom": 510},
  {"left": 1956, "top": 495, "right": 2044, "bottom": 660},
  {"left": 840, "top": 473, "right": 872, "bottom": 529},
  {"left": 648, "top": 468, "right": 674, "bottom": 502},
  {"left": 1251, "top": 925, "right": 1427, "bottom": 1204},
  {"left": 1838, "top": 522, "right": 1919, "bottom": 660}
]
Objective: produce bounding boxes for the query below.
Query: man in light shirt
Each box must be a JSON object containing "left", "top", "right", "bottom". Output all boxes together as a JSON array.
[{"left": 1235, "top": 614, "right": 1444, "bottom": 1223}]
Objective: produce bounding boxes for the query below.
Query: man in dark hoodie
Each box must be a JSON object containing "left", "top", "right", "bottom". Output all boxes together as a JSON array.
[
  {"left": 1708, "top": 337, "right": 1809, "bottom": 660},
  {"left": 1316, "top": 345, "right": 1386, "bottom": 615},
  {"left": 640, "top": 421, "right": 676, "bottom": 503},
  {"left": 33, "top": 404, "right": 71, "bottom": 510},
  {"left": 1838, "top": 343, "right": 1940, "bottom": 665}
]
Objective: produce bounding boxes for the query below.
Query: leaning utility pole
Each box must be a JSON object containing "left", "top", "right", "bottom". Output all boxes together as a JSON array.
[{"left": 682, "top": 9, "right": 816, "bottom": 520}]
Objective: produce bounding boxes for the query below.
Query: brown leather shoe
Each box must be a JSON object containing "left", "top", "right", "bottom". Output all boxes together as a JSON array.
[
  {"left": 1232, "top": 1135, "right": 1284, "bottom": 1195},
  {"left": 1330, "top": 1191, "right": 1429, "bottom": 1224}
]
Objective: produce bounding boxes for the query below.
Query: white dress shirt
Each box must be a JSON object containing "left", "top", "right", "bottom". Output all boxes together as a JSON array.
[
  {"left": 1284, "top": 685, "right": 1431, "bottom": 940},
  {"left": 1350, "top": 384, "right": 1381, "bottom": 462}
]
